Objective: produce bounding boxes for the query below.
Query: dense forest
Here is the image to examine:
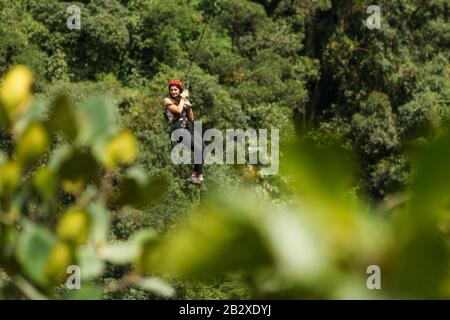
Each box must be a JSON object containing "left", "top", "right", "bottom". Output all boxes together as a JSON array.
[{"left": 0, "top": 0, "right": 450, "bottom": 299}]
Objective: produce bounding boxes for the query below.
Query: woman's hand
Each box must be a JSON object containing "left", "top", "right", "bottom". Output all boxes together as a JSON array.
[{"left": 180, "top": 89, "right": 190, "bottom": 100}]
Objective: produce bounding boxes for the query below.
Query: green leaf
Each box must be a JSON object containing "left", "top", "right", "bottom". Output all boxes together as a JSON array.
[
  {"left": 110, "top": 168, "right": 168, "bottom": 208},
  {"left": 135, "top": 277, "right": 175, "bottom": 298},
  {"left": 0, "top": 65, "right": 33, "bottom": 121},
  {"left": 33, "top": 167, "right": 57, "bottom": 202},
  {"left": 0, "top": 150, "right": 6, "bottom": 166},
  {"left": 48, "top": 145, "right": 71, "bottom": 169},
  {"left": 100, "top": 131, "right": 138, "bottom": 169},
  {"left": 65, "top": 284, "right": 103, "bottom": 300},
  {"left": 411, "top": 132, "right": 450, "bottom": 213},
  {"left": 139, "top": 198, "right": 273, "bottom": 277},
  {"left": 87, "top": 202, "right": 110, "bottom": 245},
  {"left": 98, "top": 230, "right": 157, "bottom": 265},
  {"left": 16, "top": 122, "right": 50, "bottom": 167},
  {"left": 76, "top": 246, "right": 105, "bottom": 281},
  {"left": 14, "top": 99, "right": 48, "bottom": 138},
  {"left": 13, "top": 276, "right": 48, "bottom": 300},
  {"left": 284, "top": 139, "right": 356, "bottom": 203},
  {"left": 0, "top": 102, "right": 9, "bottom": 128},
  {"left": 46, "top": 95, "right": 77, "bottom": 141},
  {"left": 16, "top": 221, "right": 57, "bottom": 286},
  {"left": 0, "top": 161, "right": 22, "bottom": 196},
  {"left": 57, "top": 147, "right": 101, "bottom": 194},
  {"left": 98, "top": 242, "right": 139, "bottom": 265},
  {"left": 76, "top": 96, "right": 117, "bottom": 146},
  {"left": 10, "top": 187, "right": 31, "bottom": 221}
]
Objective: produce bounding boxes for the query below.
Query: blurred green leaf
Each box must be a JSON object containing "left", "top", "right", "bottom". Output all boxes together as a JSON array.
[
  {"left": 46, "top": 95, "right": 77, "bottom": 141},
  {"left": 0, "top": 150, "right": 6, "bottom": 166},
  {"left": 135, "top": 277, "right": 175, "bottom": 298},
  {"left": 44, "top": 241, "right": 74, "bottom": 288},
  {"left": 76, "top": 96, "right": 117, "bottom": 146},
  {"left": 0, "top": 65, "right": 32, "bottom": 121},
  {"left": 57, "top": 209, "right": 90, "bottom": 245},
  {"left": 16, "top": 122, "right": 49, "bottom": 167},
  {"left": 98, "top": 242, "right": 139, "bottom": 265},
  {"left": 76, "top": 246, "right": 105, "bottom": 281},
  {"left": 411, "top": 131, "right": 450, "bottom": 213},
  {"left": 283, "top": 140, "right": 356, "bottom": 202},
  {"left": 0, "top": 102, "right": 10, "bottom": 128},
  {"left": 33, "top": 167, "right": 57, "bottom": 202},
  {"left": 10, "top": 187, "right": 31, "bottom": 222},
  {"left": 100, "top": 131, "right": 138, "bottom": 169},
  {"left": 0, "top": 160, "right": 22, "bottom": 196},
  {"left": 262, "top": 210, "right": 329, "bottom": 281},
  {"left": 385, "top": 218, "right": 449, "bottom": 299},
  {"left": 88, "top": 202, "right": 110, "bottom": 245},
  {"left": 16, "top": 221, "right": 56, "bottom": 287},
  {"left": 110, "top": 168, "right": 168, "bottom": 208},
  {"left": 65, "top": 284, "right": 103, "bottom": 300},
  {"left": 13, "top": 275, "right": 48, "bottom": 300},
  {"left": 57, "top": 148, "right": 101, "bottom": 194},
  {"left": 283, "top": 140, "right": 388, "bottom": 260},
  {"left": 99, "top": 230, "right": 158, "bottom": 264},
  {"left": 14, "top": 99, "right": 48, "bottom": 139},
  {"left": 139, "top": 197, "right": 274, "bottom": 277}
]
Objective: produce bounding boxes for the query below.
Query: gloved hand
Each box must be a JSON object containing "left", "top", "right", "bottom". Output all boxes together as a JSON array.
[{"left": 180, "top": 89, "right": 190, "bottom": 100}]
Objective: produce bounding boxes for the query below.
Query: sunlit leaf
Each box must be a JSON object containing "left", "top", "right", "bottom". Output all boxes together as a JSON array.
[
  {"left": 57, "top": 208, "right": 91, "bottom": 245},
  {"left": 14, "top": 99, "right": 48, "bottom": 138},
  {"left": 98, "top": 242, "right": 139, "bottom": 265},
  {"left": 16, "top": 221, "right": 56, "bottom": 287},
  {"left": 101, "top": 131, "right": 138, "bottom": 169},
  {"left": 0, "top": 65, "right": 33, "bottom": 120},
  {"left": 135, "top": 277, "right": 175, "bottom": 298},
  {"left": 262, "top": 209, "right": 329, "bottom": 281},
  {"left": 44, "top": 241, "right": 74, "bottom": 288},
  {"left": 16, "top": 123, "right": 49, "bottom": 167},
  {"left": 0, "top": 160, "right": 22, "bottom": 195},
  {"left": 99, "top": 229, "right": 158, "bottom": 265},
  {"left": 76, "top": 246, "right": 104, "bottom": 281},
  {"left": 87, "top": 202, "right": 110, "bottom": 246}
]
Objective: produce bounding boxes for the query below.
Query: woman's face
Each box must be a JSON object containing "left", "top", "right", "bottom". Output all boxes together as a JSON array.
[{"left": 169, "top": 85, "right": 180, "bottom": 98}]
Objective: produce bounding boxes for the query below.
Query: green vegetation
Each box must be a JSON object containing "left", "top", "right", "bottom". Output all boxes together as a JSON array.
[{"left": 0, "top": 0, "right": 450, "bottom": 299}]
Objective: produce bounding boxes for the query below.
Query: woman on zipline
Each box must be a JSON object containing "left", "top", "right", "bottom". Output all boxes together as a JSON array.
[{"left": 164, "top": 80, "right": 205, "bottom": 185}]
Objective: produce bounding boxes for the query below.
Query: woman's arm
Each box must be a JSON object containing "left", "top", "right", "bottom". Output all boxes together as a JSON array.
[
  {"left": 187, "top": 106, "right": 194, "bottom": 122},
  {"left": 164, "top": 97, "right": 186, "bottom": 114}
]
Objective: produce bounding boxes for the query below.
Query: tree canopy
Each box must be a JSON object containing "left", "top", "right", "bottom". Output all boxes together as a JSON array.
[{"left": 1, "top": 0, "right": 450, "bottom": 300}]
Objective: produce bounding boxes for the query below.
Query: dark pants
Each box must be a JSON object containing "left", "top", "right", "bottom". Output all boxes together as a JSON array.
[{"left": 173, "top": 122, "right": 205, "bottom": 175}]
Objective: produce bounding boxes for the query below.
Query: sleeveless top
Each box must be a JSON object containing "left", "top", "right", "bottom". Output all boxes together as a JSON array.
[{"left": 164, "top": 96, "right": 189, "bottom": 126}]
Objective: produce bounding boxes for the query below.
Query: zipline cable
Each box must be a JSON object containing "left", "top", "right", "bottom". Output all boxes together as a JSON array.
[{"left": 183, "top": 0, "right": 219, "bottom": 89}]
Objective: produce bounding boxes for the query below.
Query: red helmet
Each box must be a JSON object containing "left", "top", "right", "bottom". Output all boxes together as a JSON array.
[{"left": 168, "top": 80, "right": 184, "bottom": 91}]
